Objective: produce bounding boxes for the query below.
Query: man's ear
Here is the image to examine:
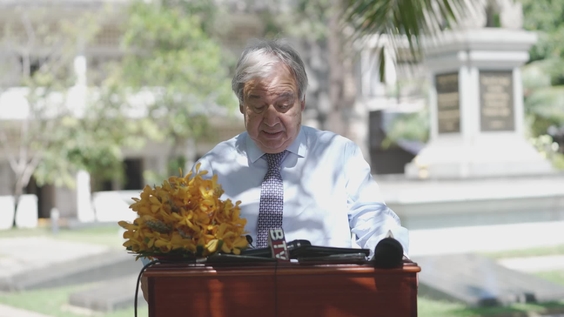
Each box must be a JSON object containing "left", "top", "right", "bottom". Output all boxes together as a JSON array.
[
  {"left": 300, "top": 97, "right": 306, "bottom": 111},
  {"left": 239, "top": 103, "right": 244, "bottom": 114}
]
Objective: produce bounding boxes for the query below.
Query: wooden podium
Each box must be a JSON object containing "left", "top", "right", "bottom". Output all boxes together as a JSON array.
[{"left": 144, "top": 260, "right": 421, "bottom": 317}]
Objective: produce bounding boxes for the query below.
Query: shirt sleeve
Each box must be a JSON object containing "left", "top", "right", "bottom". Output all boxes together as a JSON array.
[
  {"left": 345, "top": 141, "right": 410, "bottom": 257},
  {"left": 191, "top": 155, "right": 213, "bottom": 178}
]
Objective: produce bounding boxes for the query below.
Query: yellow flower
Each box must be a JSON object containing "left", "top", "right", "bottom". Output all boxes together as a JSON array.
[{"left": 118, "top": 164, "right": 248, "bottom": 259}]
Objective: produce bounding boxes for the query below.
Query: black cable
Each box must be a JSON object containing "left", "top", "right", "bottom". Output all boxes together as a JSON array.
[
  {"left": 246, "top": 235, "right": 255, "bottom": 249},
  {"left": 135, "top": 259, "right": 160, "bottom": 317}
]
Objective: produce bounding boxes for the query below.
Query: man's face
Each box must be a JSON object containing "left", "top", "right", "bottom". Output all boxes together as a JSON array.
[{"left": 240, "top": 63, "right": 305, "bottom": 154}]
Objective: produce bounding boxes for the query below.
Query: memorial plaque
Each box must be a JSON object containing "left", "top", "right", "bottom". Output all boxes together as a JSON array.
[
  {"left": 480, "top": 71, "right": 514, "bottom": 131},
  {"left": 435, "top": 73, "right": 460, "bottom": 133}
]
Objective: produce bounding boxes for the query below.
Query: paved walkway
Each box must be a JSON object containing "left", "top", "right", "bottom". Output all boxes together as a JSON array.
[
  {"left": 0, "top": 304, "right": 52, "bottom": 317},
  {"left": 0, "top": 237, "right": 110, "bottom": 278},
  {"left": 378, "top": 173, "right": 564, "bottom": 203},
  {"left": 498, "top": 255, "right": 564, "bottom": 273},
  {"left": 409, "top": 220, "right": 564, "bottom": 257}
]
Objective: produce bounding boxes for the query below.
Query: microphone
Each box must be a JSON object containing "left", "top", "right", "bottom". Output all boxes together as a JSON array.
[
  {"left": 371, "top": 237, "right": 404, "bottom": 269},
  {"left": 268, "top": 228, "right": 290, "bottom": 261}
]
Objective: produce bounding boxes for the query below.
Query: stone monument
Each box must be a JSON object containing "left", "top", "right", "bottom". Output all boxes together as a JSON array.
[
  {"left": 376, "top": 0, "right": 564, "bottom": 232},
  {"left": 404, "top": 1, "right": 554, "bottom": 179},
  {"left": 390, "top": 3, "right": 564, "bottom": 307}
]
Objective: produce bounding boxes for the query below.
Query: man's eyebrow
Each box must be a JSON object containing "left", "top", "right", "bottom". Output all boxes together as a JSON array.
[{"left": 277, "top": 92, "right": 295, "bottom": 99}]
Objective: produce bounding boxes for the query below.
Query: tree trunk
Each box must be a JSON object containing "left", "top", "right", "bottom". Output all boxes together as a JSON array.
[
  {"left": 327, "top": 0, "right": 346, "bottom": 136},
  {"left": 11, "top": 157, "right": 41, "bottom": 228},
  {"left": 12, "top": 181, "right": 23, "bottom": 228},
  {"left": 326, "top": 0, "right": 357, "bottom": 140}
]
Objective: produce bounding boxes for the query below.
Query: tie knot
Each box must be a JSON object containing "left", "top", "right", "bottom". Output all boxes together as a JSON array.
[{"left": 265, "top": 151, "right": 285, "bottom": 171}]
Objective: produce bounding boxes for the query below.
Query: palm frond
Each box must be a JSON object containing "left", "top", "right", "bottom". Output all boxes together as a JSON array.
[{"left": 342, "top": 0, "right": 478, "bottom": 61}]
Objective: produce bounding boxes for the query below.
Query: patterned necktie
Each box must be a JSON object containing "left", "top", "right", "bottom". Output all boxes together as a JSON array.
[{"left": 256, "top": 151, "right": 286, "bottom": 248}]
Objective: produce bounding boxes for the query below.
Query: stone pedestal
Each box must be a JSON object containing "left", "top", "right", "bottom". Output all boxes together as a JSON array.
[
  {"left": 76, "top": 170, "right": 95, "bottom": 222},
  {"left": 15, "top": 194, "right": 38, "bottom": 229},
  {"left": 405, "top": 28, "right": 554, "bottom": 179},
  {"left": 0, "top": 195, "right": 15, "bottom": 230}
]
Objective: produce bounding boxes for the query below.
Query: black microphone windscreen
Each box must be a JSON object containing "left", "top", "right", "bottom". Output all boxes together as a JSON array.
[{"left": 372, "top": 237, "right": 403, "bottom": 269}]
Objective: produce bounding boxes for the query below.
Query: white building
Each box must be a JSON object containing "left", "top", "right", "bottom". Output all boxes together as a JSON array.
[{"left": 0, "top": 0, "right": 260, "bottom": 225}]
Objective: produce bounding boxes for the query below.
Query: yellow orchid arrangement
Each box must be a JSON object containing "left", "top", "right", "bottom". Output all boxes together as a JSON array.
[{"left": 118, "top": 164, "right": 248, "bottom": 260}]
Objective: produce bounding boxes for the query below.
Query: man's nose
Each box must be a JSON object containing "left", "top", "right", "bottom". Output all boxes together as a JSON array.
[{"left": 263, "top": 105, "right": 280, "bottom": 126}]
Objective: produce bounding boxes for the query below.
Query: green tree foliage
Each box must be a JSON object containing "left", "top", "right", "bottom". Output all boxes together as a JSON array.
[
  {"left": 0, "top": 7, "right": 135, "bottom": 226},
  {"left": 24, "top": 13, "right": 137, "bottom": 191},
  {"left": 261, "top": 0, "right": 334, "bottom": 40},
  {"left": 33, "top": 89, "right": 145, "bottom": 191},
  {"left": 0, "top": 9, "right": 102, "bottom": 198},
  {"left": 520, "top": 0, "right": 564, "bottom": 166},
  {"left": 521, "top": 0, "right": 564, "bottom": 66},
  {"left": 114, "top": 0, "right": 235, "bottom": 178}
]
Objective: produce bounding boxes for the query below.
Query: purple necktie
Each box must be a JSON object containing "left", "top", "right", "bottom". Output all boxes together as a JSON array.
[{"left": 256, "top": 151, "right": 286, "bottom": 248}]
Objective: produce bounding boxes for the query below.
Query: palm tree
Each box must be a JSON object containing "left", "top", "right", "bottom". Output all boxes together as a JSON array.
[
  {"left": 318, "top": 0, "right": 477, "bottom": 146},
  {"left": 342, "top": 0, "right": 482, "bottom": 76}
]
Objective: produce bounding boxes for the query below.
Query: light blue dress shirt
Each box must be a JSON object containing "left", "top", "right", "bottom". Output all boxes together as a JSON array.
[{"left": 194, "top": 125, "right": 409, "bottom": 257}]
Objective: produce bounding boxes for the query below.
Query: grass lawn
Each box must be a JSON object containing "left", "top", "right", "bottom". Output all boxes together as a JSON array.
[
  {"left": 535, "top": 270, "right": 564, "bottom": 286},
  {"left": 1, "top": 226, "right": 564, "bottom": 317},
  {"left": 418, "top": 296, "right": 564, "bottom": 317},
  {"left": 0, "top": 282, "right": 148, "bottom": 317}
]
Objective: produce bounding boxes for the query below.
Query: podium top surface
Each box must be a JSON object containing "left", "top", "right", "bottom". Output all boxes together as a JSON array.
[{"left": 143, "top": 261, "right": 421, "bottom": 278}]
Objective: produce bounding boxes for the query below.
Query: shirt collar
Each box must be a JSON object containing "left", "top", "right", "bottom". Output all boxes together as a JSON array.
[{"left": 246, "top": 127, "right": 307, "bottom": 163}]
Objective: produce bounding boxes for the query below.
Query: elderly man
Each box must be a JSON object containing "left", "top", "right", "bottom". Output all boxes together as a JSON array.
[{"left": 194, "top": 38, "right": 409, "bottom": 254}]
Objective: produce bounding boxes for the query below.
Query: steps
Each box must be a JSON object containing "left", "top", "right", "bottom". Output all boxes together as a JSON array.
[
  {"left": 0, "top": 249, "right": 139, "bottom": 291},
  {"left": 68, "top": 274, "right": 146, "bottom": 312}
]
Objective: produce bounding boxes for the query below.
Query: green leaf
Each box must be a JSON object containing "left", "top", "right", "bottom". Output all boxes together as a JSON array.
[{"left": 342, "top": 0, "right": 476, "bottom": 79}]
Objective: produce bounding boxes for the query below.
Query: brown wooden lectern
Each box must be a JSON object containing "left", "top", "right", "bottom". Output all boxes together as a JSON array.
[{"left": 144, "top": 260, "right": 420, "bottom": 317}]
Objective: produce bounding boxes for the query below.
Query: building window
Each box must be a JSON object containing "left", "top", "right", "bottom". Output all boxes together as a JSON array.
[{"left": 124, "top": 158, "right": 143, "bottom": 190}]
